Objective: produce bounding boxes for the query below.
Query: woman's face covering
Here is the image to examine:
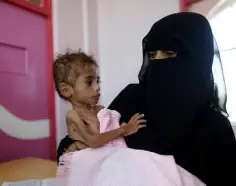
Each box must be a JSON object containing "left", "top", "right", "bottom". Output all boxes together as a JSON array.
[
  {"left": 139, "top": 12, "right": 219, "bottom": 109},
  {"left": 149, "top": 50, "right": 177, "bottom": 60}
]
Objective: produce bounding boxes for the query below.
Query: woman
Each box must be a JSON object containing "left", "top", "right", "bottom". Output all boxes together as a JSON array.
[{"left": 109, "top": 12, "right": 236, "bottom": 185}]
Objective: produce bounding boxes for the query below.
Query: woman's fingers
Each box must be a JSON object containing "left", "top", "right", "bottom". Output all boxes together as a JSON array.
[
  {"left": 66, "top": 142, "right": 79, "bottom": 152},
  {"left": 120, "top": 122, "right": 127, "bottom": 127}
]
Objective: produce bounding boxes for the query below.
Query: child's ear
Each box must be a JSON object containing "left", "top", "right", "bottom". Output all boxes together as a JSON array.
[{"left": 59, "top": 83, "right": 73, "bottom": 99}]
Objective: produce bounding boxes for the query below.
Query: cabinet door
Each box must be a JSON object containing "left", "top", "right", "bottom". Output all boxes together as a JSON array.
[{"left": 0, "top": 1, "right": 50, "bottom": 162}]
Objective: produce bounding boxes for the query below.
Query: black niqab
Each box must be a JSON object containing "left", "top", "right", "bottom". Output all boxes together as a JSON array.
[
  {"left": 139, "top": 12, "right": 226, "bottom": 114},
  {"left": 138, "top": 12, "right": 227, "bottom": 153}
]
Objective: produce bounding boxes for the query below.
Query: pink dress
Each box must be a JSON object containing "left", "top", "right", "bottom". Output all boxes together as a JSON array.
[
  {"left": 97, "top": 108, "right": 127, "bottom": 147},
  {"left": 56, "top": 108, "right": 205, "bottom": 186}
]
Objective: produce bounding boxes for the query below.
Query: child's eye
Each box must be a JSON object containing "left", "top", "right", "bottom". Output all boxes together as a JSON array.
[
  {"left": 86, "top": 81, "right": 92, "bottom": 85},
  {"left": 97, "top": 79, "right": 101, "bottom": 84}
]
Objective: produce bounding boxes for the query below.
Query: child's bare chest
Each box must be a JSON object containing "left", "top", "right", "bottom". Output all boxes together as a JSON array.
[
  {"left": 86, "top": 121, "right": 99, "bottom": 134},
  {"left": 81, "top": 106, "right": 102, "bottom": 134}
]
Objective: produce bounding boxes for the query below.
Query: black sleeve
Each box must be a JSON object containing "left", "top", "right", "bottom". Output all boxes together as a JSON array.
[
  {"left": 184, "top": 109, "right": 236, "bottom": 186},
  {"left": 206, "top": 112, "right": 236, "bottom": 185},
  {"left": 108, "top": 84, "right": 149, "bottom": 149},
  {"left": 57, "top": 136, "right": 76, "bottom": 164},
  {"left": 108, "top": 84, "right": 141, "bottom": 123}
]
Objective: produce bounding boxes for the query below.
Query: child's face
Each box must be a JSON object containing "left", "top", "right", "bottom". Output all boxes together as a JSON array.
[{"left": 72, "top": 65, "right": 100, "bottom": 106}]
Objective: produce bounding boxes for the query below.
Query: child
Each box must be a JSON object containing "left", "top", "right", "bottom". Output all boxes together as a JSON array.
[
  {"left": 54, "top": 50, "right": 206, "bottom": 186},
  {"left": 53, "top": 50, "right": 146, "bottom": 159}
]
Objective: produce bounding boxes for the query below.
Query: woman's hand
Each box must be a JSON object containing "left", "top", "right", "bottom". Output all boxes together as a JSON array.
[
  {"left": 121, "top": 113, "right": 146, "bottom": 136},
  {"left": 65, "top": 141, "right": 89, "bottom": 153},
  {"left": 65, "top": 142, "right": 78, "bottom": 153}
]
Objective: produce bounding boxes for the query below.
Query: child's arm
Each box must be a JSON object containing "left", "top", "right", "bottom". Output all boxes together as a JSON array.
[{"left": 67, "top": 110, "right": 145, "bottom": 148}]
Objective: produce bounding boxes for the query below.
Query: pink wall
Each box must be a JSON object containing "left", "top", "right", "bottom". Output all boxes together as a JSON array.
[{"left": 0, "top": 1, "right": 50, "bottom": 162}]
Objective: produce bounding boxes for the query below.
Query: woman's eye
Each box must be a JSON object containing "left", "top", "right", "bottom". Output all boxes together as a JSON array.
[
  {"left": 163, "top": 51, "right": 177, "bottom": 56},
  {"left": 149, "top": 51, "right": 157, "bottom": 59},
  {"left": 149, "top": 50, "right": 177, "bottom": 60}
]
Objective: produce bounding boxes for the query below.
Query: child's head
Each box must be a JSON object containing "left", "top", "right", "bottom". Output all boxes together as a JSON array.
[{"left": 53, "top": 49, "right": 100, "bottom": 106}]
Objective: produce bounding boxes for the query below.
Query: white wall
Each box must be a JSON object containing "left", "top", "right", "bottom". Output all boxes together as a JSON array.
[
  {"left": 53, "top": 0, "right": 85, "bottom": 146},
  {"left": 189, "top": 0, "right": 236, "bottom": 132},
  {"left": 97, "top": 0, "right": 179, "bottom": 106},
  {"left": 53, "top": 0, "right": 180, "bottom": 145},
  {"left": 189, "top": 0, "right": 220, "bottom": 15}
]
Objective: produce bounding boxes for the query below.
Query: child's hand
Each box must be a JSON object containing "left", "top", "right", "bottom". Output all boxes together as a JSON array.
[{"left": 122, "top": 113, "right": 146, "bottom": 136}]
